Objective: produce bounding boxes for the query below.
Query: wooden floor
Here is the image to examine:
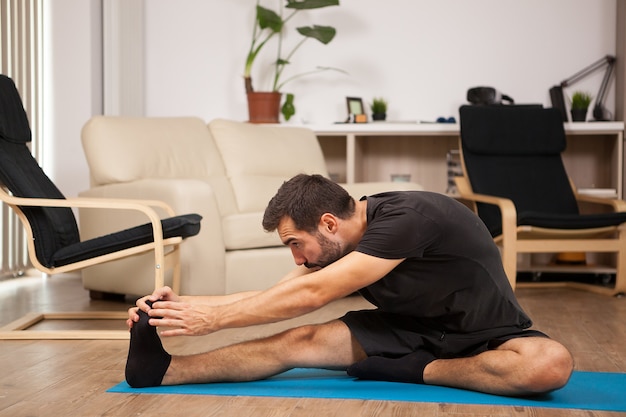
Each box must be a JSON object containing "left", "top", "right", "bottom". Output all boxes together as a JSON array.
[{"left": 1, "top": 272, "right": 625, "bottom": 417}]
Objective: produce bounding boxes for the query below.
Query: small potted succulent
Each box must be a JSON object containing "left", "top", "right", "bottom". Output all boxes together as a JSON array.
[
  {"left": 370, "top": 97, "right": 388, "bottom": 121},
  {"left": 570, "top": 91, "right": 592, "bottom": 122}
]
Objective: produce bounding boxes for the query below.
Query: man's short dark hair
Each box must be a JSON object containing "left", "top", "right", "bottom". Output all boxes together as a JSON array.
[{"left": 263, "top": 174, "right": 356, "bottom": 233}]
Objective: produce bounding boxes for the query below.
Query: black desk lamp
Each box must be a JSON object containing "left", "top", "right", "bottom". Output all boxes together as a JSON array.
[{"left": 550, "top": 55, "right": 616, "bottom": 122}]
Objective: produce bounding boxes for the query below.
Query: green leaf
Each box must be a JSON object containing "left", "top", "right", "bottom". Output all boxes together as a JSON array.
[
  {"left": 286, "top": 0, "right": 340, "bottom": 11},
  {"left": 257, "top": 5, "right": 283, "bottom": 32},
  {"left": 296, "top": 25, "right": 336, "bottom": 44},
  {"left": 281, "top": 93, "right": 296, "bottom": 121}
]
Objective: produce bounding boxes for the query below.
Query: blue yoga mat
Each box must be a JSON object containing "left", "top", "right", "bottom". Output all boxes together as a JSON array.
[{"left": 108, "top": 368, "right": 626, "bottom": 412}]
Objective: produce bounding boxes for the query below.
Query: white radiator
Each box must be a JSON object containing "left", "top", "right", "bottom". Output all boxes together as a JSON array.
[{"left": 0, "top": 0, "right": 43, "bottom": 278}]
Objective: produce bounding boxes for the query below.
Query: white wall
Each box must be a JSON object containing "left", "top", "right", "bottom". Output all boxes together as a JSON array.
[
  {"left": 46, "top": 0, "right": 616, "bottom": 196},
  {"left": 43, "top": 0, "right": 102, "bottom": 199},
  {"left": 143, "top": 0, "right": 616, "bottom": 124}
]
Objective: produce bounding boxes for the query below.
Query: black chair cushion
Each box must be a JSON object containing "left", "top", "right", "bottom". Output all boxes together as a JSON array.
[
  {"left": 51, "top": 213, "right": 202, "bottom": 267},
  {"left": 460, "top": 105, "right": 566, "bottom": 155},
  {"left": 459, "top": 105, "right": 626, "bottom": 237},
  {"left": 0, "top": 139, "right": 82, "bottom": 266},
  {"left": 0, "top": 75, "right": 31, "bottom": 144},
  {"left": 464, "top": 152, "right": 582, "bottom": 236},
  {"left": 1, "top": 74, "right": 80, "bottom": 267}
]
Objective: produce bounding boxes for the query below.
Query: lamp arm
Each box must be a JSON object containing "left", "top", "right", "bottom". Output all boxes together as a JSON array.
[
  {"left": 550, "top": 55, "right": 616, "bottom": 122},
  {"left": 595, "top": 56, "right": 616, "bottom": 104},
  {"left": 592, "top": 56, "right": 616, "bottom": 121},
  {"left": 560, "top": 54, "right": 614, "bottom": 87}
]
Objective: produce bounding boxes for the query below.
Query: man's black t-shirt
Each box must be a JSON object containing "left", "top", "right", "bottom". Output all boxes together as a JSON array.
[{"left": 355, "top": 191, "right": 532, "bottom": 334}]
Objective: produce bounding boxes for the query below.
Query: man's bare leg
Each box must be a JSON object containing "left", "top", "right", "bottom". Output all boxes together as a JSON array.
[
  {"left": 423, "top": 337, "right": 574, "bottom": 396},
  {"left": 164, "top": 320, "right": 364, "bottom": 385},
  {"left": 125, "top": 314, "right": 365, "bottom": 387}
]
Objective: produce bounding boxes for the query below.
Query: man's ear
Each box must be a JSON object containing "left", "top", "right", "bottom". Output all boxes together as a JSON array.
[{"left": 319, "top": 213, "right": 339, "bottom": 233}]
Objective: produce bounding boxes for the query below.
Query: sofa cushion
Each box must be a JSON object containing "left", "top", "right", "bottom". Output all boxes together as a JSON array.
[
  {"left": 209, "top": 119, "right": 329, "bottom": 213},
  {"left": 82, "top": 116, "right": 228, "bottom": 185},
  {"left": 222, "top": 212, "right": 283, "bottom": 250}
]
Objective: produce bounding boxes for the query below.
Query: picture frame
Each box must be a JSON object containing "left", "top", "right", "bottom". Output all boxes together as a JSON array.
[{"left": 346, "top": 97, "right": 368, "bottom": 123}]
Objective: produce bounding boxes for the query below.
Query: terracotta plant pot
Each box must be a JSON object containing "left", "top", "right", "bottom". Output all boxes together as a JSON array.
[{"left": 247, "top": 92, "right": 282, "bottom": 124}]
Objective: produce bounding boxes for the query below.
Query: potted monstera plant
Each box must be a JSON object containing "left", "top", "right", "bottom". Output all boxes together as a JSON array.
[{"left": 244, "top": 0, "right": 341, "bottom": 123}]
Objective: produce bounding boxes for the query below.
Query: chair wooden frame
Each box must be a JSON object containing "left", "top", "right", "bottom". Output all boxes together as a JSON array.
[
  {"left": 455, "top": 141, "right": 626, "bottom": 297},
  {"left": 0, "top": 185, "right": 184, "bottom": 339}
]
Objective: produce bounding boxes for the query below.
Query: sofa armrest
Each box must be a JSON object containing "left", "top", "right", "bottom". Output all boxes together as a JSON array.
[
  {"left": 78, "top": 178, "right": 228, "bottom": 295},
  {"left": 79, "top": 178, "right": 218, "bottom": 231},
  {"left": 574, "top": 193, "right": 626, "bottom": 212}
]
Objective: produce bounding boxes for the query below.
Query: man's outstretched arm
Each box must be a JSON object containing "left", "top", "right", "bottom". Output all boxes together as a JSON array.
[
  {"left": 146, "top": 252, "right": 403, "bottom": 337},
  {"left": 128, "top": 265, "right": 315, "bottom": 328}
]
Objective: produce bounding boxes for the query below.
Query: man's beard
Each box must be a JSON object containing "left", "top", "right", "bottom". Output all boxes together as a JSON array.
[{"left": 304, "top": 232, "right": 348, "bottom": 269}]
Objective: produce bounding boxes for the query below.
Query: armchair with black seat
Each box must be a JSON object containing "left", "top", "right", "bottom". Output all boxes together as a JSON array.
[
  {"left": 456, "top": 104, "right": 626, "bottom": 296},
  {"left": 0, "top": 74, "right": 202, "bottom": 339}
]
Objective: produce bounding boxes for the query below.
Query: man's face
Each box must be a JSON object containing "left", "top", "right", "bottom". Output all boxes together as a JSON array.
[{"left": 277, "top": 217, "right": 347, "bottom": 269}]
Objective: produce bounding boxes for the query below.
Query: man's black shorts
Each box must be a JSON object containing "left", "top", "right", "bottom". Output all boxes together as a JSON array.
[{"left": 340, "top": 309, "right": 549, "bottom": 359}]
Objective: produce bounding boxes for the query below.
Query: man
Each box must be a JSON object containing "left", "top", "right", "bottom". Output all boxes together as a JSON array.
[{"left": 125, "top": 174, "right": 573, "bottom": 396}]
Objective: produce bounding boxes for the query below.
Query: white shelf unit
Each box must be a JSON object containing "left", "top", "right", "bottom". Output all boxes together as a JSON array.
[{"left": 311, "top": 122, "right": 625, "bottom": 199}]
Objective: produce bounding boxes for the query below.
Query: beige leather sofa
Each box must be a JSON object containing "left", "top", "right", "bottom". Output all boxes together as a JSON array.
[{"left": 78, "top": 117, "right": 423, "bottom": 297}]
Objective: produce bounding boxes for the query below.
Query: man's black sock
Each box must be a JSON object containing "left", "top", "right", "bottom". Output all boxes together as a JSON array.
[
  {"left": 346, "top": 350, "right": 437, "bottom": 384},
  {"left": 125, "top": 301, "right": 172, "bottom": 388}
]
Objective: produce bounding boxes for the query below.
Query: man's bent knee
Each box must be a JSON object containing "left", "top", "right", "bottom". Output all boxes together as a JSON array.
[
  {"left": 514, "top": 339, "right": 574, "bottom": 394},
  {"left": 533, "top": 341, "right": 574, "bottom": 392}
]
